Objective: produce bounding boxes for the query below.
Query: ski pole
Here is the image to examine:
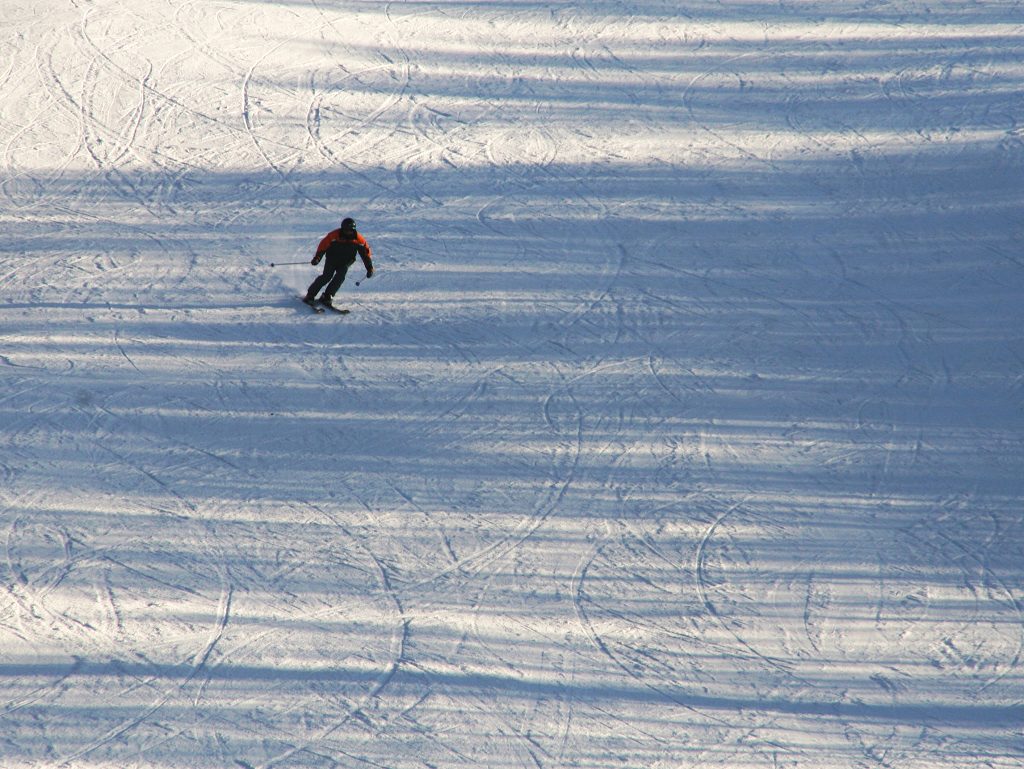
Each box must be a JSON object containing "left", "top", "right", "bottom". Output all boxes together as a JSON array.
[
  {"left": 355, "top": 271, "right": 378, "bottom": 287},
  {"left": 269, "top": 261, "right": 309, "bottom": 267}
]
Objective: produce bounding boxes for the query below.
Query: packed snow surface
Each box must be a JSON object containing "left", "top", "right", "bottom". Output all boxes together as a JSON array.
[{"left": 2, "top": 1, "right": 1023, "bottom": 767}]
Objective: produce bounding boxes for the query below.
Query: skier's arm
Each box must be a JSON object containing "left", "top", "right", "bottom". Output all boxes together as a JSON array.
[
  {"left": 357, "top": 236, "right": 374, "bottom": 277},
  {"left": 311, "top": 231, "right": 336, "bottom": 265}
]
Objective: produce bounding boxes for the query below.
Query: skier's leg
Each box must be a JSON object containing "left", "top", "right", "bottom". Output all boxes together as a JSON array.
[
  {"left": 321, "top": 259, "right": 353, "bottom": 302},
  {"left": 305, "top": 270, "right": 332, "bottom": 301}
]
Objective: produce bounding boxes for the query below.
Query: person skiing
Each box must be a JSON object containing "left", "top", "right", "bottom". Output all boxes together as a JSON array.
[{"left": 303, "top": 217, "right": 374, "bottom": 308}]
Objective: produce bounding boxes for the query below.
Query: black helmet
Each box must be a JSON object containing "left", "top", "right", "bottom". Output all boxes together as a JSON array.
[{"left": 341, "top": 217, "right": 357, "bottom": 231}]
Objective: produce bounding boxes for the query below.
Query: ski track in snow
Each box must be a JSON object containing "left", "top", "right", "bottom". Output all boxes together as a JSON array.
[{"left": 1, "top": 0, "right": 1023, "bottom": 767}]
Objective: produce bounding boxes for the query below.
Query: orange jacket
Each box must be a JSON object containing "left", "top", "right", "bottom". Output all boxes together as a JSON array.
[{"left": 315, "top": 228, "right": 373, "bottom": 271}]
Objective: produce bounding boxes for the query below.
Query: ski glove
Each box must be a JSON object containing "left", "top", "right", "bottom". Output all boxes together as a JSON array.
[
  {"left": 365, "top": 266, "right": 374, "bottom": 279},
  {"left": 311, "top": 254, "right": 323, "bottom": 266}
]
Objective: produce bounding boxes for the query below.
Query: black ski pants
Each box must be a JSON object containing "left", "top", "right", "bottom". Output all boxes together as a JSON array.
[{"left": 307, "top": 253, "right": 356, "bottom": 300}]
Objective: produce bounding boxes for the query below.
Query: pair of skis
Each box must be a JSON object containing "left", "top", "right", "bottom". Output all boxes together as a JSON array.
[{"left": 302, "top": 297, "right": 350, "bottom": 315}]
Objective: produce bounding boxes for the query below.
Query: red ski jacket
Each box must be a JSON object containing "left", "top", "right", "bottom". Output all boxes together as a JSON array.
[{"left": 315, "top": 228, "right": 373, "bottom": 271}]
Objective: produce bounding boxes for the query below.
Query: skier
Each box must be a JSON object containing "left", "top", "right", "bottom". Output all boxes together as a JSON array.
[{"left": 303, "top": 217, "right": 374, "bottom": 309}]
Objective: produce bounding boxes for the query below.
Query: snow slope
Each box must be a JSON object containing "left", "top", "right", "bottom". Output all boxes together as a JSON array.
[{"left": 2, "top": 1, "right": 1023, "bottom": 767}]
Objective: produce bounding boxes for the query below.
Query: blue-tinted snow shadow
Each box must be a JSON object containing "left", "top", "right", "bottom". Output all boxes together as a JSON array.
[{"left": 2, "top": 6, "right": 1023, "bottom": 767}]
